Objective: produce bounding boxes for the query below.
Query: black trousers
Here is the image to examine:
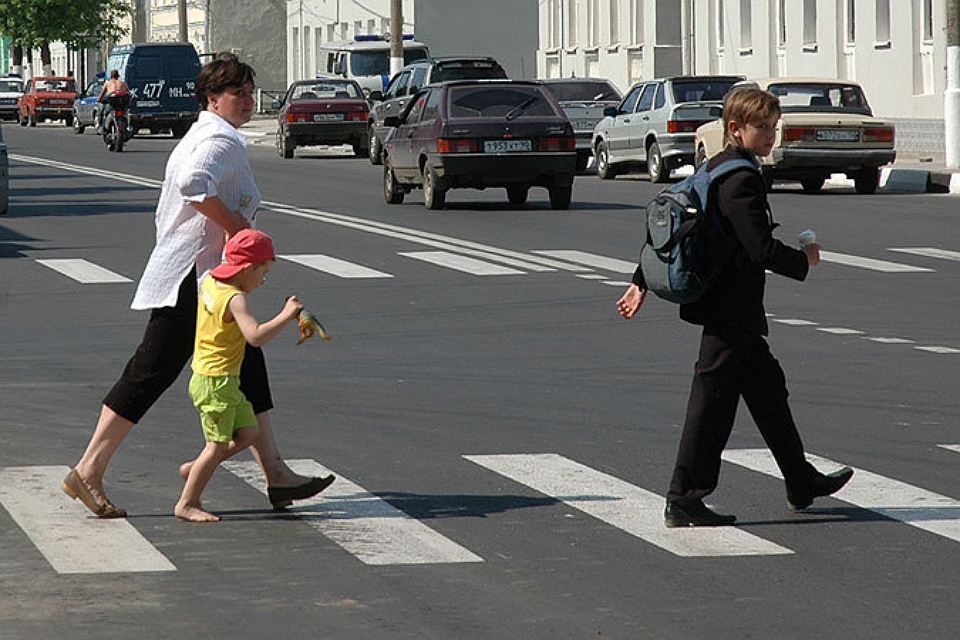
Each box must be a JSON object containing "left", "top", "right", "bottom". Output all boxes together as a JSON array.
[
  {"left": 103, "top": 270, "right": 273, "bottom": 424},
  {"left": 667, "top": 325, "right": 817, "bottom": 506}
]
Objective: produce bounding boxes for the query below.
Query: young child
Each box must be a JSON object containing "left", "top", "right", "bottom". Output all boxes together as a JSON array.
[
  {"left": 617, "top": 87, "right": 853, "bottom": 527},
  {"left": 175, "top": 229, "right": 304, "bottom": 523}
]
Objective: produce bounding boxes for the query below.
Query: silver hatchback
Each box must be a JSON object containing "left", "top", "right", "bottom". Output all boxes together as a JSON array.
[{"left": 592, "top": 75, "right": 742, "bottom": 182}]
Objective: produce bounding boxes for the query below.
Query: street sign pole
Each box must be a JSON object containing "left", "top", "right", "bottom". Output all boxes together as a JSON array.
[
  {"left": 390, "top": 0, "right": 403, "bottom": 78},
  {"left": 946, "top": 0, "right": 960, "bottom": 167}
]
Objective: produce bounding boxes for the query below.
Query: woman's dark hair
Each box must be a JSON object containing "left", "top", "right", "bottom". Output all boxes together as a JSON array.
[{"left": 195, "top": 52, "right": 256, "bottom": 109}]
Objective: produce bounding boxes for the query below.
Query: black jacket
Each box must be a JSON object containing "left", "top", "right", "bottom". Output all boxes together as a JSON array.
[{"left": 633, "top": 145, "right": 809, "bottom": 335}]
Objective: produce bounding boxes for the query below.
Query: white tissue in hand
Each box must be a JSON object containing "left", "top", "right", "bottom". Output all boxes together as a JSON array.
[{"left": 798, "top": 229, "right": 816, "bottom": 246}]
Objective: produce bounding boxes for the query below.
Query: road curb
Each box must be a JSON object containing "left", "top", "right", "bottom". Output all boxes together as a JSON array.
[{"left": 880, "top": 166, "right": 958, "bottom": 194}]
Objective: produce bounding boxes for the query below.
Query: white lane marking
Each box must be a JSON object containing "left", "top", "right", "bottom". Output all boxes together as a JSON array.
[
  {"left": 35, "top": 259, "right": 132, "bottom": 283},
  {"left": 888, "top": 247, "right": 960, "bottom": 262},
  {"left": 12, "top": 154, "right": 163, "bottom": 188},
  {"left": 819, "top": 251, "right": 934, "bottom": 273},
  {"left": 938, "top": 445, "right": 960, "bottom": 454},
  {"left": 399, "top": 251, "right": 524, "bottom": 276},
  {"left": 280, "top": 254, "right": 393, "bottom": 279},
  {"left": 816, "top": 327, "right": 865, "bottom": 335},
  {"left": 532, "top": 250, "right": 636, "bottom": 274},
  {"left": 576, "top": 274, "right": 608, "bottom": 280},
  {"left": 772, "top": 318, "right": 818, "bottom": 326},
  {"left": 223, "top": 460, "right": 482, "bottom": 565},
  {"left": 722, "top": 449, "right": 960, "bottom": 544},
  {"left": 915, "top": 346, "right": 960, "bottom": 354},
  {"left": 464, "top": 453, "right": 792, "bottom": 557},
  {"left": 865, "top": 337, "right": 915, "bottom": 344},
  {"left": 0, "top": 466, "right": 176, "bottom": 574},
  {"left": 602, "top": 280, "right": 633, "bottom": 287}
]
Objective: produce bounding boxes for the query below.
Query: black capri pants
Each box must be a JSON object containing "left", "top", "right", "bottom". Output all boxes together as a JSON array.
[{"left": 103, "top": 269, "right": 274, "bottom": 423}]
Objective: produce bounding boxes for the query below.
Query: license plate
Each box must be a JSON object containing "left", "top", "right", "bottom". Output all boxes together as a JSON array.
[
  {"left": 816, "top": 129, "right": 859, "bottom": 142},
  {"left": 573, "top": 119, "right": 597, "bottom": 131},
  {"left": 483, "top": 139, "right": 532, "bottom": 153},
  {"left": 0, "top": 98, "right": 15, "bottom": 104},
  {"left": 313, "top": 113, "right": 344, "bottom": 122},
  {"left": 49, "top": 99, "right": 68, "bottom": 105}
]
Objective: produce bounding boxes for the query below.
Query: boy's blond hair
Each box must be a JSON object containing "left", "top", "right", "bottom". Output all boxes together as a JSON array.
[{"left": 722, "top": 87, "right": 781, "bottom": 145}]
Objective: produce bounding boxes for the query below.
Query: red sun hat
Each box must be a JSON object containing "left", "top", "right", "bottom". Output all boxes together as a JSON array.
[{"left": 210, "top": 229, "right": 276, "bottom": 280}]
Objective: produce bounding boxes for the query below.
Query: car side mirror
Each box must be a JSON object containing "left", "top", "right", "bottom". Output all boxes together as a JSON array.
[
  {"left": 384, "top": 115, "right": 401, "bottom": 128},
  {"left": 270, "top": 99, "right": 282, "bottom": 110},
  {"left": 333, "top": 60, "right": 346, "bottom": 76},
  {"left": 368, "top": 90, "right": 383, "bottom": 102},
  {"left": 603, "top": 106, "right": 619, "bottom": 117}
]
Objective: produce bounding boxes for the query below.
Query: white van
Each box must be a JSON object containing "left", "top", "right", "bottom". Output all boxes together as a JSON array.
[{"left": 318, "top": 35, "right": 430, "bottom": 98}]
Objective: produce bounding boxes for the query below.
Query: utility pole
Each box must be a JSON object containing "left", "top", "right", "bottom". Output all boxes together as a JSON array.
[
  {"left": 946, "top": 0, "right": 960, "bottom": 167},
  {"left": 681, "top": 0, "right": 693, "bottom": 75},
  {"left": 390, "top": 0, "right": 403, "bottom": 78},
  {"left": 178, "top": 0, "right": 188, "bottom": 43}
]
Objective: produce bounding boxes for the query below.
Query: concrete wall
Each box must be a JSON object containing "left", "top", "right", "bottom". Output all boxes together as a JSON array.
[{"left": 210, "top": 0, "right": 287, "bottom": 92}]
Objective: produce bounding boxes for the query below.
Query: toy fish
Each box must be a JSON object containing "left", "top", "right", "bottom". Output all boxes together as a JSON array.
[{"left": 297, "top": 309, "right": 331, "bottom": 345}]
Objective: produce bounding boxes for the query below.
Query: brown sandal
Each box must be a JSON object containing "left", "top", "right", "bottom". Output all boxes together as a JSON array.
[{"left": 62, "top": 469, "right": 127, "bottom": 519}]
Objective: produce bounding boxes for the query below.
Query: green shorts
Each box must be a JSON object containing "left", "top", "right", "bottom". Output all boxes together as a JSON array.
[{"left": 188, "top": 373, "right": 257, "bottom": 443}]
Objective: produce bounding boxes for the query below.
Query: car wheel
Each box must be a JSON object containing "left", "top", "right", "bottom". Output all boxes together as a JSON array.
[
  {"left": 72, "top": 111, "right": 85, "bottom": 134},
  {"left": 647, "top": 142, "right": 667, "bottom": 183},
  {"left": 596, "top": 141, "right": 617, "bottom": 180},
  {"left": 423, "top": 166, "right": 446, "bottom": 210},
  {"left": 854, "top": 168, "right": 880, "bottom": 195},
  {"left": 352, "top": 142, "right": 369, "bottom": 158},
  {"left": 383, "top": 163, "right": 405, "bottom": 204},
  {"left": 506, "top": 185, "right": 529, "bottom": 205},
  {"left": 171, "top": 123, "right": 189, "bottom": 138},
  {"left": 64, "top": 113, "right": 74, "bottom": 128},
  {"left": 694, "top": 144, "right": 707, "bottom": 170},
  {"left": 548, "top": 185, "right": 572, "bottom": 210},
  {"left": 800, "top": 177, "right": 825, "bottom": 194},
  {"left": 575, "top": 153, "right": 590, "bottom": 172},
  {"left": 276, "top": 129, "right": 294, "bottom": 159},
  {"left": 368, "top": 126, "right": 383, "bottom": 165}
]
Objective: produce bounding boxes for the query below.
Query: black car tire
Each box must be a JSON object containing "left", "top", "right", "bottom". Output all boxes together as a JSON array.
[
  {"left": 854, "top": 168, "right": 880, "bottom": 195},
  {"left": 171, "top": 123, "right": 189, "bottom": 139},
  {"left": 548, "top": 186, "right": 572, "bottom": 210},
  {"left": 506, "top": 185, "right": 529, "bottom": 205},
  {"left": 73, "top": 110, "right": 85, "bottom": 134},
  {"left": 368, "top": 125, "right": 383, "bottom": 165},
  {"left": 64, "top": 113, "right": 73, "bottom": 128},
  {"left": 575, "top": 153, "right": 590, "bottom": 172},
  {"left": 384, "top": 164, "right": 405, "bottom": 204},
  {"left": 801, "top": 176, "right": 825, "bottom": 194},
  {"left": 423, "top": 166, "right": 446, "bottom": 210},
  {"left": 647, "top": 142, "right": 667, "bottom": 183},
  {"left": 596, "top": 141, "right": 618, "bottom": 180},
  {"left": 277, "top": 130, "right": 295, "bottom": 159},
  {"left": 353, "top": 142, "right": 369, "bottom": 158}
]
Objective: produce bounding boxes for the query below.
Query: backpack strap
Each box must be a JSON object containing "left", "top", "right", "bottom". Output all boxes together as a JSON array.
[{"left": 693, "top": 158, "right": 761, "bottom": 209}]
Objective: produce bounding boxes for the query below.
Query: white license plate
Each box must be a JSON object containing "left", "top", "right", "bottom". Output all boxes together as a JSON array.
[
  {"left": 49, "top": 99, "right": 68, "bottom": 105},
  {"left": 816, "top": 129, "right": 859, "bottom": 142},
  {"left": 483, "top": 139, "right": 532, "bottom": 153},
  {"left": 313, "top": 113, "right": 344, "bottom": 122},
  {"left": 573, "top": 119, "right": 597, "bottom": 130}
]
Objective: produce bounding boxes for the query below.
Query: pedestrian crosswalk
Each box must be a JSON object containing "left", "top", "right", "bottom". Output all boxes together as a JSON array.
[{"left": 2, "top": 450, "right": 957, "bottom": 573}]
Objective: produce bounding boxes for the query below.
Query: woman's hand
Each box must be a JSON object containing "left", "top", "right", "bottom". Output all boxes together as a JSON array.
[{"left": 617, "top": 284, "right": 647, "bottom": 319}]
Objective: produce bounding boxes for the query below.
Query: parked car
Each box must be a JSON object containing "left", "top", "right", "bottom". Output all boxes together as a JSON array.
[
  {"left": 694, "top": 78, "right": 896, "bottom": 194},
  {"left": 72, "top": 80, "right": 104, "bottom": 134},
  {"left": 541, "top": 77, "right": 621, "bottom": 171},
  {"left": 0, "top": 76, "right": 24, "bottom": 121},
  {"left": 381, "top": 80, "right": 576, "bottom": 210},
  {"left": 18, "top": 76, "right": 78, "bottom": 127},
  {"left": 368, "top": 56, "right": 508, "bottom": 165},
  {"left": 592, "top": 75, "right": 743, "bottom": 182},
  {"left": 272, "top": 78, "right": 370, "bottom": 158}
]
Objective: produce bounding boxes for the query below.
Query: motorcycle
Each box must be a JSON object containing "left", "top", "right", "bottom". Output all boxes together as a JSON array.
[{"left": 101, "top": 91, "right": 133, "bottom": 152}]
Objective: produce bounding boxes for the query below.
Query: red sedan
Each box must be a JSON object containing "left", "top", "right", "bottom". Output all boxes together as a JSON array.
[
  {"left": 18, "top": 76, "right": 78, "bottom": 127},
  {"left": 273, "top": 79, "right": 370, "bottom": 159}
]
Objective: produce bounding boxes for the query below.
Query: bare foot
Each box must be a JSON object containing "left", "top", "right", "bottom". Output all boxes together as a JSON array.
[
  {"left": 179, "top": 461, "right": 193, "bottom": 480},
  {"left": 174, "top": 502, "right": 220, "bottom": 523}
]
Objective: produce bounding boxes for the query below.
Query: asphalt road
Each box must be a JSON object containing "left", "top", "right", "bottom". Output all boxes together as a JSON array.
[{"left": 1, "top": 120, "right": 958, "bottom": 640}]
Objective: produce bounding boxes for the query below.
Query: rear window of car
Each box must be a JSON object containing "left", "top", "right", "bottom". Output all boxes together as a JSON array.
[
  {"left": 433, "top": 60, "right": 507, "bottom": 83},
  {"left": 767, "top": 83, "right": 872, "bottom": 116},
  {"left": 543, "top": 81, "right": 620, "bottom": 102},
  {"left": 670, "top": 79, "right": 737, "bottom": 103},
  {"left": 291, "top": 81, "right": 361, "bottom": 100},
  {"left": 35, "top": 79, "right": 76, "bottom": 92},
  {"left": 0, "top": 80, "right": 22, "bottom": 92},
  {"left": 447, "top": 85, "right": 558, "bottom": 119}
]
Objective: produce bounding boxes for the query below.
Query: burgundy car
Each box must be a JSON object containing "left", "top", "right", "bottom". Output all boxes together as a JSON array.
[
  {"left": 273, "top": 79, "right": 370, "bottom": 158},
  {"left": 382, "top": 80, "right": 576, "bottom": 210}
]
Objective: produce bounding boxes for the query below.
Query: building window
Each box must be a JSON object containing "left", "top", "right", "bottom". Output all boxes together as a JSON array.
[
  {"left": 292, "top": 27, "right": 300, "bottom": 79},
  {"left": 845, "top": 0, "right": 855, "bottom": 44},
  {"left": 875, "top": 0, "right": 890, "bottom": 45},
  {"left": 609, "top": 0, "right": 620, "bottom": 46},
  {"left": 368, "top": 19, "right": 376, "bottom": 35},
  {"left": 567, "top": 0, "right": 578, "bottom": 47},
  {"left": 304, "top": 26, "right": 312, "bottom": 78},
  {"left": 739, "top": 0, "right": 751, "bottom": 50},
  {"left": 630, "top": 0, "right": 643, "bottom": 45},
  {"left": 922, "top": 0, "right": 933, "bottom": 43},
  {"left": 777, "top": 0, "right": 786, "bottom": 47},
  {"left": 546, "top": 0, "right": 561, "bottom": 48},
  {"left": 717, "top": 0, "right": 725, "bottom": 51},
  {"left": 803, "top": 0, "right": 817, "bottom": 49},
  {"left": 588, "top": 0, "right": 600, "bottom": 48}
]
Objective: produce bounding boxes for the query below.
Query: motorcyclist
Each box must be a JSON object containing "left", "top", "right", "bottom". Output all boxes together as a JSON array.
[{"left": 97, "top": 69, "right": 129, "bottom": 132}]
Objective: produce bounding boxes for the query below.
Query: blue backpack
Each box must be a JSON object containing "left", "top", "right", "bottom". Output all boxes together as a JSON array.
[{"left": 639, "top": 158, "right": 759, "bottom": 304}]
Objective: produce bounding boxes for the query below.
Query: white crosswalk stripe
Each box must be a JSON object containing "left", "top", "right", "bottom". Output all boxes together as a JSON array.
[
  {"left": 722, "top": 449, "right": 960, "bottom": 544},
  {"left": 888, "top": 247, "right": 960, "bottom": 262},
  {"left": 464, "top": 453, "right": 792, "bottom": 557},
  {"left": 819, "top": 251, "right": 934, "bottom": 273},
  {"left": 0, "top": 466, "right": 176, "bottom": 574},
  {"left": 400, "top": 251, "right": 525, "bottom": 276},
  {"left": 280, "top": 254, "right": 393, "bottom": 278},
  {"left": 223, "top": 459, "right": 483, "bottom": 565},
  {"left": 35, "top": 259, "right": 131, "bottom": 283},
  {"left": 532, "top": 250, "right": 636, "bottom": 274},
  {"left": 937, "top": 444, "right": 960, "bottom": 454}
]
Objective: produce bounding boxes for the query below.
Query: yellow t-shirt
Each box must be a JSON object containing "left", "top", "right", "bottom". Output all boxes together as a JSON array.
[{"left": 192, "top": 276, "right": 245, "bottom": 376}]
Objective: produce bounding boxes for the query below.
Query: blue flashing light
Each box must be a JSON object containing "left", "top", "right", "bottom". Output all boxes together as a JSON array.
[{"left": 352, "top": 34, "right": 415, "bottom": 42}]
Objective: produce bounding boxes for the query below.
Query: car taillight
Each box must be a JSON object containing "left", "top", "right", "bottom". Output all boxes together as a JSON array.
[
  {"left": 347, "top": 111, "right": 367, "bottom": 121},
  {"left": 286, "top": 112, "right": 309, "bottom": 123},
  {"left": 862, "top": 127, "right": 894, "bottom": 143},
  {"left": 537, "top": 136, "right": 576, "bottom": 152},
  {"left": 438, "top": 138, "right": 479, "bottom": 153},
  {"left": 667, "top": 119, "right": 709, "bottom": 133},
  {"left": 783, "top": 126, "right": 817, "bottom": 142}
]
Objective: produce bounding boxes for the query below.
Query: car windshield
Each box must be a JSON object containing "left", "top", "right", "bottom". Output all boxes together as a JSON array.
[
  {"left": 767, "top": 83, "right": 873, "bottom": 116},
  {"left": 291, "top": 81, "right": 360, "bottom": 100},
  {"left": 36, "top": 80, "right": 76, "bottom": 92},
  {"left": 432, "top": 61, "right": 506, "bottom": 82},
  {"left": 351, "top": 48, "right": 429, "bottom": 76},
  {"left": 543, "top": 81, "right": 621, "bottom": 102},
  {"left": 0, "top": 80, "right": 22, "bottom": 92},
  {"left": 447, "top": 85, "right": 558, "bottom": 119},
  {"left": 671, "top": 79, "right": 737, "bottom": 103}
]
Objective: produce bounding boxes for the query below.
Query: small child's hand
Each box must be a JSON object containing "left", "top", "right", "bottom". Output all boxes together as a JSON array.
[{"left": 283, "top": 295, "right": 304, "bottom": 320}]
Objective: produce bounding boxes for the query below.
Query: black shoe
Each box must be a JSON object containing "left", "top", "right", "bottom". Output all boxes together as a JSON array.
[
  {"left": 664, "top": 500, "right": 737, "bottom": 527},
  {"left": 787, "top": 467, "right": 854, "bottom": 511},
  {"left": 268, "top": 475, "right": 336, "bottom": 510}
]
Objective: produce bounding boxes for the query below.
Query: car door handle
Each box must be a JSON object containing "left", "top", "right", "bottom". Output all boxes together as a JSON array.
[{"left": 623, "top": 118, "right": 631, "bottom": 123}]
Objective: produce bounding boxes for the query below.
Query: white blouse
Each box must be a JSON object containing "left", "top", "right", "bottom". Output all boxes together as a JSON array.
[{"left": 131, "top": 110, "right": 262, "bottom": 310}]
